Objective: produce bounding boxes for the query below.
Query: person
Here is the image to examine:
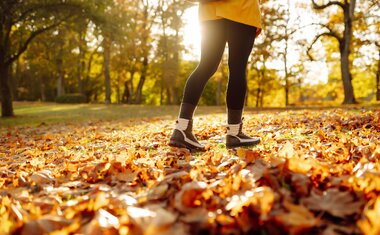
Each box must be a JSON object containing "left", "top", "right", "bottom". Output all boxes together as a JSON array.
[{"left": 169, "top": 0, "right": 262, "bottom": 151}]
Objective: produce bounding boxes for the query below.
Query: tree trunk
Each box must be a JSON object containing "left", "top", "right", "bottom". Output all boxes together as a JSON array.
[
  {"left": 173, "top": 87, "right": 179, "bottom": 105},
  {"left": 216, "top": 78, "right": 223, "bottom": 106},
  {"left": 217, "top": 59, "right": 227, "bottom": 106},
  {"left": 259, "top": 59, "right": 267, "bottom": 108},
  {"left": 284, "top": 48, "right": 290, "bottom": 106},
  {"left": 40, "top": 75, "right": 46, "bottom": 101},
  {"left": 122, "top": 80, "right": 130, "bottom": 103},
  {"left": 57, "top": 70, "right": 65, "bottom": 97},
  {"left": 376, "top": 49, "right": 380, "bottom": 101},
  {"left": 160, "top": 78, "right": 164, "bottom": 105},
  {"left": 172, "top": 25, "right": 181, "bottom": 105},
  {"left": 260, "top": 91, "right": 264, "bottom": 107},
  {"left": 11, "top": 58, "right": 21, "bottom": 101},
  {"left": 0, "top": 62, "right": 14, "bottom": 117},
  {"left": 135, "top": 56, "right": 148, "bottom": 104},
  {"left": 78, "top": 48, "right": 85, "bottom": 95},
  {"left": 284, "top": 52, "right": 289, "bottom": 106},
  {"left": 255, "top": 87, "right": 261, "bottom": 108},
  {"left": 77, "top": 27, "right": 86, "bottom": 95},
  {"left": 116, "top": 74, "right": 121, "bottom": 103},
  {"left": 166, "top": 86, "right": 172, "bottom": 105},
  {"left": 340, "top": 0, "right": 356, "bottom": 104},
  {"left": 340, "top": 47, "right": 355, "bottom": 104},
  {"left": 128, "top": 71, "right": 135, "bottom": 104},
  {"left": 298, "top": 77, "right": 304, "bottom": 103},
  {"left": 129, "top": 71, "right": 135, "bottom": 102},
  {"left": 103, "top": 38, "right": 111, "bottom": 104},
  {"left": 284, "top": 0, "right": 291, "bottom": 106},
  {"left": 56, "top": 46, "right": 65, "bottom": 97}
]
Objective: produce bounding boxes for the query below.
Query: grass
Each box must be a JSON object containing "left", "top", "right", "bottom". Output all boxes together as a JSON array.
[
  {"left": 1, "top": 101, "right": 379, "bottom": 128},
  {"left": 0, "top": 102, "right": 226, "bottom": 128}
]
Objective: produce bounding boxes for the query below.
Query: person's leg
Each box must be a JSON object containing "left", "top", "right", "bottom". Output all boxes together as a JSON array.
[
  {"left": 179, "top": 19, "right": 227, "bottom": 119},
  {"left": 226, "top": 20, "right": 257, "bottom": 124},
  {"left": 225, "top": 20, "right": 260, "bottom": 148},
  {"left": 170, "top": 19, "right": 227, "bottom": 151}
]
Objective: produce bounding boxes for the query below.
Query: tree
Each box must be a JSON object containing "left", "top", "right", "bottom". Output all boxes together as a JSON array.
[
  {"left": 135, "top": 0, "right": 159, "bottom": 104},
  {"left": 355, "top": 0, "right": 380, "bottom": 101},
  {"left": 157, "top": 0, "right": 192, "bottom": 105},
  {"left": 0, "top": 0, "right": 97, "bottom": 117},
  {"left": 278, "top": 0, "right": 303, "bottom": 106},
  {"left": 308, "top": 0, "right": 357, "bottom": 104},
  {"left": 248, "top": 0, "right": 284, "bottom": 107}
]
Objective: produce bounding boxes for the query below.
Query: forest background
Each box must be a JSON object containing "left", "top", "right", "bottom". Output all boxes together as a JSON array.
[{"left": 0, "top": 0, "right": 379, "bottom": 118}]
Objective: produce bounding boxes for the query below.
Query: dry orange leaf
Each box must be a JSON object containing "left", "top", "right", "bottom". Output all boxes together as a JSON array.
[{"left": 358, "top": 198, "right": 380, "bottom": 235}]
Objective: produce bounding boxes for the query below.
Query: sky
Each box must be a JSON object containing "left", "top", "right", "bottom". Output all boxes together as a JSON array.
[{"left": 180, "top": 1, "right": 330, "bottom": 84}]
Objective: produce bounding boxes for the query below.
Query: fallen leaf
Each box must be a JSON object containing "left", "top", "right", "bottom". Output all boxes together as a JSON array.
[
  {"left": 301, "top": 188, "right": 364, "bottom": 218},
  {"left": 20, "top": 216, "right": 73, "bottom": 235},
  {"left": 30, "top": 170, "right": 55, "bottom": 185},
  {"left": 175, "top": 181, "right": 208, "bottom": 213},
  {"left": 358, "top": 197, "right": 380, "bottom": 235},
  {"left": 274, "top": 200, "right": 319, "bottom": 235}
]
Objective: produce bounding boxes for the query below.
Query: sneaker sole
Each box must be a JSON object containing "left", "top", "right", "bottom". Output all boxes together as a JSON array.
[
  {"left": 169, "top": 139, "right": 206, "bottom": 152},
  {"left": 226, "top": 139, "right": 261, "bottom": 149}
]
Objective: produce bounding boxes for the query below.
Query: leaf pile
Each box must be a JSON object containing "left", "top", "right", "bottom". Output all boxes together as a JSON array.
[{"left": 1, "top": 108, "right": 379, "bottom": 235}]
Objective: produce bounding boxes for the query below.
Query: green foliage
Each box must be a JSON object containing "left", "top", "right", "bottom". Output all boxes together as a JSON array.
[
  {"left": 354, "top": 70, "right": 376, "bottom": 102},
  {"left": 2, "top": 0, "right": 379, "bottom": 116},
  {"left": 55, "top": 93, "right": 87, "bottom": 104}
]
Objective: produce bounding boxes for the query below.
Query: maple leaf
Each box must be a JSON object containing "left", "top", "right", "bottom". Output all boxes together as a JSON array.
[{"left": 301, "top": 188, "right": 364, "bottom": 218}]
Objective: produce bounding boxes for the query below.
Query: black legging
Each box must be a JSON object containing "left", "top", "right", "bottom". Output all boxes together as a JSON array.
[{"left": 182, "top": 19, "right": 257, "bottom": 110}]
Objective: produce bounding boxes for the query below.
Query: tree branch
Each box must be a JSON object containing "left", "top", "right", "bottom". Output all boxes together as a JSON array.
[
  {"left": 5, "top": 15, "right": 72, "bottom": 66},
  {"left": 307, "top": 32, "right": 341, "bottom": 60},
  {"left": 311, "top": 0, "right": 344, "bottom": 10},
  {"left": 14, "top": 2, "right": 85, "bottom": 24},
  {"left": 311, "top": 23, "right": 342, "bottom": 41}
]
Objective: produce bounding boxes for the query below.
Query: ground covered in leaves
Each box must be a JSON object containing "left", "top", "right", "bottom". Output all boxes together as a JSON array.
[{"left": 1, "top": 108, "right": 379, "bottom": 235}]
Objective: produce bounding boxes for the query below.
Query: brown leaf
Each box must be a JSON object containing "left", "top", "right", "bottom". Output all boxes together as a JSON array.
[
  {"left": 301, "top": 188, "right": 364, "bottom": 218},
  {"left": 20, "top": 216, "right": 73, "bottom": 235},
  {"left": 180, "top": 208, "right": 208, "bottom": 223},
  {"left": 148, "top": 183, "right": 169, "bottom": 200},
  {"left": 290, "top": 173, "right": 311, "bottom": 197},
  {"left": 30, "top": 170, "right": 55, "bottom": 185},
  {"left": 321, "top": 224, "right": 359, "bottom": 235},
  {"left": 274, "top": 200, "right": 319, "bottom": 235}
]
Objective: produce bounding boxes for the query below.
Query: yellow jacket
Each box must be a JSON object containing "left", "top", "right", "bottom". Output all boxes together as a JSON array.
[{"left": 199, "top": 0, "right": 262, "bottom": 35}]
